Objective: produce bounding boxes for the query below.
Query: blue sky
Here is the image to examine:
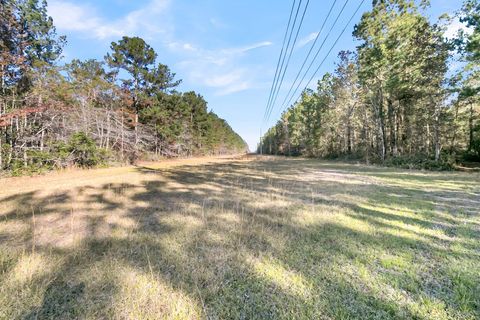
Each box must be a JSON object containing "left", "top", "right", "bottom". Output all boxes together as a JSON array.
[{"left": 48, "top": 0, "right": 465, "bottom": 150}]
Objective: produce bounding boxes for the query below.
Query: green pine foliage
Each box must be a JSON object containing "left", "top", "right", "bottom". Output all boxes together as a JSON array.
[
  {"left": 260, "top": 0, "right": 479, "bottom": 170},
  {"left": 0, "top": 1, "right": 247, "bottom": 175}
]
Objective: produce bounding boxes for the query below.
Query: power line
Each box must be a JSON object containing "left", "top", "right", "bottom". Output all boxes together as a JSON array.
[
  {"left": 263, "top": 0, "right": 298, "bottom": 122},
  {"left": 277, "top": 0, "right": 338, "bottom": 114},
  {"left": 265, "top": 0, "right": 310, "bottom": 123},
  {"left": 281, "top": 0, "right": 366, "bottom": 115},
  {"left": 264, "top": 0, "right": 305, "bottom": 123},
  {"left": 264, "top": 0, "right": 302, "bottom": 122},
  {"left": 279, "top": 0, "right": 350, "bottom": 115}
]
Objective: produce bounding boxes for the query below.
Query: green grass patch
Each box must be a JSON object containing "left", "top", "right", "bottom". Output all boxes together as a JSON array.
[{"left": 0, "top": 157, "right": 479, "bottom": 319}]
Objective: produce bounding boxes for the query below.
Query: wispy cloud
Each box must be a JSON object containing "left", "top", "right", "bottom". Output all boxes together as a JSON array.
[
  {"left": 48, "top": 0, "right": 171, "bottom": 40},
  {"left": 202, "top": 70, "right": 251, "bottom": 95},
  {"left": 232, "top": 41, "right": 273, "bottom": 53},
  {"left": 209, "top": 18, "right": 227, "bottom": 29},
  {"left": 48, "top": 0, "right": 271, "bottom": 96},
  {"left": 168, "top": 42, "right": 198, "bottom": 52},
  {"left": 174, "top": 41, "right": 272, "bottom": 96},
  {"left": 296, "top": 32, "right": 318, "bottom": 49},
  {"left": 178, "top": 60, "right": 252, "bottom": 96}
]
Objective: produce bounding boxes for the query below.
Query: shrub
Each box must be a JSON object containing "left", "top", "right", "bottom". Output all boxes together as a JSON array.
[
  {"left": 10, "top": 151, "right": 55, "bottom": 176},
  {"left": 461, "top": 151, "right": 480, "bottom": 162},
  {"left": 384, "top": 155, "right": 454, "bottom": 171},
  {"left": 8, "top": 132, "right": 109, "bottom": 176},
  {"left": 67, "top": 132, "right": 108, "bottom": 168}
]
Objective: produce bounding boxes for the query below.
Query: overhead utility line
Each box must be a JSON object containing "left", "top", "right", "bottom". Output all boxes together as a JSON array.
[
  {"left": 278, "top": 0, "right": 351, "bottom": 116},
  {"left": 265, "top": 0, "right": 310, "bottom": 123},
  {"left": 276, "top": 0, "right": 339, "bottom": 115},
  {"left": 282, "top": 0, "right": 366, "bottom": 114},
  {"left": 263, "top": 0, "right": 298, "bottom": 122}
]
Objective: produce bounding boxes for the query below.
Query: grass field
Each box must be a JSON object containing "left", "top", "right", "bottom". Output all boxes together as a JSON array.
[{"left": 0, "top": 156, "right": 479, "bottom": 319}]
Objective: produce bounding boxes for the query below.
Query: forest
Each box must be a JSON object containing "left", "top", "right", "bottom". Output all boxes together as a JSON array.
[
  {"left": 260, "top": 0, "right": 479, "bottom": 170},
  {"left": 0, "top": 0, "right": 247, "bottom": 175}
]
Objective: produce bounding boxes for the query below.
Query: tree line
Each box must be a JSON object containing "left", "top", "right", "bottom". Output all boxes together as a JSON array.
[
  {"left": 259, "top": 0, "right": 479, "bottom": 170},
  {"left": 0, "top": 0, "right": 247, "bottom": 175}
]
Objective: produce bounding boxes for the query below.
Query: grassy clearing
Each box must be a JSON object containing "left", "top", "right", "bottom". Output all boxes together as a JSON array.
[{"left": 0, "top": 156, "right": 479, "bottom": 319}]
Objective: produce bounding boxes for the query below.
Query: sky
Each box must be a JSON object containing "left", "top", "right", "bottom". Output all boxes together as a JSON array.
[{"left": 47, "top": 0, "right": 465, "bottom": 151}]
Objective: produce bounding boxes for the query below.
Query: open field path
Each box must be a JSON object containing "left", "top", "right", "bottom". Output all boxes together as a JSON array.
[
  {"left": 0, "top": 155, "right": 252, "bottom": 198},
  {"left": 0, "top": 156, "right": 479, "bottom": 319}
]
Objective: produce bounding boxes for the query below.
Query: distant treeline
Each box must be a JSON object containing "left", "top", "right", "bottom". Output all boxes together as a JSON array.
[
  {"left": 259, "top": 0, "right": 479, "bottom": 170},
  {"left": 0, "top": 0, "right": 247, "bottom": 175}
]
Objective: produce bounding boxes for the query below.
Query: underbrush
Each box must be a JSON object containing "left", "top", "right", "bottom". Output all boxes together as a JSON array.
[
  {"left": 461, "top": 150, "right": 480, "bottom": 163},
  {"left": 384, "top": 155, "right": 455, "bottom": 171},
  {"left": 10, "top": 132, "right": 109, "bottom": 176}
]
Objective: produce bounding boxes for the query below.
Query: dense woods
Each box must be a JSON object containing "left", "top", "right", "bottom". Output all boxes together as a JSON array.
[
  {"left": 0, "top": 0, "right": 247, "bottom": 175},
  {"left": 260, "top": 0, "right": 479, "bottom": 170}
]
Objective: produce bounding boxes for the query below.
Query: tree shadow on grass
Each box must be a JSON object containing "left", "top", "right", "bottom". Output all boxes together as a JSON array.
[{"left": 0, "top": 158, "right": 479, "bottom": 319}]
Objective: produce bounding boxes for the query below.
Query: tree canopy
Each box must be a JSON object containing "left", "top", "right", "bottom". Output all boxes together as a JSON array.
[
  {"left": 0, "top": 1, "right": 247, "bottom": 175},
  {"left": 260, "top": 0, "right": 479, "bottom": 168}
]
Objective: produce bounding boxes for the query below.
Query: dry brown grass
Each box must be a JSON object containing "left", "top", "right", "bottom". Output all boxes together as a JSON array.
[{"left": 0, "top": 156, "right": 479, "bottom": 319}]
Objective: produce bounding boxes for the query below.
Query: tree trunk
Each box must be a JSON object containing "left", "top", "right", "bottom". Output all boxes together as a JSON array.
[
  {"left": 373, "top": 88, "right": 386, "bottom": 162},
  {"left": 393, "top": 104, "right": 399, "bottom": 156},
  {"left": 402, "top": 105, "right": 411, "bottom": 155},
  {"left": 0, "top": 132, "right": 3, "bottom": 169},
  {"left": 40, "top": 130, "right": 44, "bottom": 151},
  {"left": 96, "top": 113, "right": 103, "bottom": 148},
  {"left": 468, "top": 103, "right": 474, "bottom": 152},
  {"left": 434, "top": 104, "right": 441, "bottom": 162},
  {"left": 23, "top": 146, "right": 27, "bottom": 168},
  {"left": 121, "top": 109, "right": 125, "bottom": 160},
  {"left": 387, "top": 98, "right": 394, "bottom": 156},
  {"left": 363, "top": 102, "right": 370, "bottom": 165},
  {"left": 106, "top": 110, "right": 111, "bottom": 150},
  {"left": 134, "top": 112, "right": 139, "bottom": 147},
  {"left": 1, "top": 64, "right": 5, "bottom": 115},
  {"left": 426, "top": 123, "right": 430, "bottom": 155},
  {"left": 450, "top": 102, "right": 459, "bottom": 152},
  {"left": 347, "top": 116, "right": 352, "bottom": 154}
]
